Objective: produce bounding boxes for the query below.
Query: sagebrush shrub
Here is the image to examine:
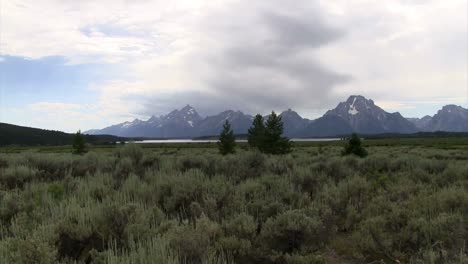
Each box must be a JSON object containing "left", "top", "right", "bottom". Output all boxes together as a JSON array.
[
  {"left": 115, "top": 144, "right": 144, "bottom": 165},
  {"left": 0, "top": 165, "right": 36, "bottom": 189},
  {"left": 0, "top": 144, "right": 466, "bottom": 263},
  {"left": 261, "top": 210, "right": 323, "bottom": 253}
]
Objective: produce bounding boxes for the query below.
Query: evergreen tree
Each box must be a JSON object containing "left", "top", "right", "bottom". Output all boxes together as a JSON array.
[
  {"left": 342, "top": 133, "right": 367, "bottom": 158},
  {"left": 247, "top": 114, "right": 266, "bottom": 150},
  {"left": 72, "top": 130, "right": 87, "bottom": 155},
  {"left": 263, "top": 111, "right": 291, "bottom": 154},
  {"left": 218, "top": 120, "right": 236, "bottom": 155}
]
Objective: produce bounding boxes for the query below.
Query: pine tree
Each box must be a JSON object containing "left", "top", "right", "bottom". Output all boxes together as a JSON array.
[
  {"left": 218, "top": 120, "right": 236, "bottom": 155},
  {"left": 247, "top": 114, "right": 266, "bottom": 150},
  {"left": 342, "top": 133, "right": 367, "bottom": 158},
  {"left": 263, "top": 111, "right": 291, "bottom": 154},
  {"left": 72, "top": 130, "right": 87, "bottom": 155}
]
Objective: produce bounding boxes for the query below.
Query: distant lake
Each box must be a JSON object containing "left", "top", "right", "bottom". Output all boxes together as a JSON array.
[{"left": 129, "top": 138, "right": 340, "bottom": 144}]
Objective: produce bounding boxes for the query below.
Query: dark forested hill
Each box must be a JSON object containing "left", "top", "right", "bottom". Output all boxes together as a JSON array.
[{"left": 0, "top": 123, "right": 126, "bottom": 146}]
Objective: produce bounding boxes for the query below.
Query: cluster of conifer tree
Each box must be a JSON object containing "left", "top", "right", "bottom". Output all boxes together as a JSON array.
[{"left": 218, "top": 111, "right": 291, "bottom": 155}]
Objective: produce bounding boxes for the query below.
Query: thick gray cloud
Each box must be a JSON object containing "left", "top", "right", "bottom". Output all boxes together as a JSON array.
[
  {"left": 5, "top": 0, "right": 466, "bottom": 131},
  {"left": 138, "top": 0, "right": 350, "bottom": 117}
]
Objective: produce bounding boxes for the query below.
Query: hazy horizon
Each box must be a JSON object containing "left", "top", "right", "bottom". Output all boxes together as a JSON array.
[{"left": 1, "top": 0, "right": 467, "bottom": 133}]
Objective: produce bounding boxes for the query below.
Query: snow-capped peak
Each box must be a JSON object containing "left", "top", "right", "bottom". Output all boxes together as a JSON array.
[
  {"left": 121, "top": 122, "right": 133, "bottom": 128},
  {"left": 181, "top": 104, "right": 196, "bottom": 115},
  {"left": 348, "top": 97, "right": 359, "bottom": 115}
]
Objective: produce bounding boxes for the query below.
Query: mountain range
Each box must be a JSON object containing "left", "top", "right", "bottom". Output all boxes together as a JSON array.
[{"left": 85, "top": 95, "right": 468, "bottom": 138}]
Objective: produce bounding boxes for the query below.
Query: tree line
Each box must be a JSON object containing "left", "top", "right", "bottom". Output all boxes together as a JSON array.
[
  {"left": 71, "top": 111, "right": 367, "bottom": 157},
  {"left": 217, "top": 111, "right": 367, "bottom": 157},
  {"left": 218, "top": 111, "right": 291, "bottom": 155}
]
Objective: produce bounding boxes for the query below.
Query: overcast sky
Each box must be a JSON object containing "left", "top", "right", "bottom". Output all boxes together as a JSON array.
[{"left": 0, "top": 0, "right": 467, "bottom": 132}]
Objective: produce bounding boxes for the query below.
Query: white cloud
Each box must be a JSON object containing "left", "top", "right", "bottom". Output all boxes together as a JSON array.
[
  {"left": 318, "top": 0, "right": 467, "bottom": 107},
  {"left": 3, "top": 0, "right": 467, "bottom": 131},
  {"left": 3, "top": 0, "right": 215, "bottom": 64}
]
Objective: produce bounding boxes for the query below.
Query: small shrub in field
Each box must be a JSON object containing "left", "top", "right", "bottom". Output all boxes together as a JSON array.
[
  {"left": 3, "top": 237, "right": 56, "bottom": 264},
  {"left": 0, "top": 165, "right": 36, "bottom": 189},
  {"left": 56, "top": 225, "right": 103, "bottom": 262},
  {"left": 268, "top": 155, "right": 295, "bottom": 175},
  {"left": 179, "top": 155, "right": 206, "bottom": 172},
  {"left": 0, "top": 193, "right": 21, "bottom": 225},
  {"left": 260, "top": 210, "right": 323, "bottom": 253},
  {"left": 342, "top": 133, "right": 367, "bottom": 158},
  {"left": 238, "top": 151, "right": 266, "bottom": 180},
  {"left": 114, "top": 157, "right": 134, "bottom": 183},
  {"left": 223, "top": 213, "right": 256, "bottom": 240},
  {"left": 291, "top": 168, "right": 324, "bottom": 197},
  {"left": 71, "top": 153, "right": 100, "bottom": 178},
  {"left": 157, "top": 171, "right": 207, "bottom": 219},
  {"left": 27, "top": 155, "right": 71, "bottom": 181},
  {"left": 169, "top": 225, "right": 211, "bottom": 264},
  {"left": 314, "top": 158, "right": 350, "bottom": 183},
  {"left": 115, "top": 144, "right": 144, "bottom": 165},
  {"left": 47, "top": 183, "right": 65, "bottom": 201},
  {"left": 0, "top": 156, "right": 8, "bottom": 169},
  {"left": 169, "top": 215, "right": 220, "bottom": 264},
  {"left": 219, "top": 213, "right": 256, "bottom": 260},
  {"left": 95, "top": 204, "right": 148, "bottom": 249},
  {"left": 141, "top": 154, "right": 161, "bottom": 170}
]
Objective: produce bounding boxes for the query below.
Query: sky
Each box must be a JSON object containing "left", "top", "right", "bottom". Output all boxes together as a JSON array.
[{"left": 0, "top": 0, "right": 467, "bottom": 132}]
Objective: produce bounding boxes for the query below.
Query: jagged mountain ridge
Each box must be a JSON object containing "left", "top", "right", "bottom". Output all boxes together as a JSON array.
[
  {"left": 85, "top": 96, "right": 468, "bottom": 138},
  {"left": 323, "top": 95, "right": 417, "bottom": 134},
  {"left": 408, "top": 105, "right": 468, "bottom": 132}
]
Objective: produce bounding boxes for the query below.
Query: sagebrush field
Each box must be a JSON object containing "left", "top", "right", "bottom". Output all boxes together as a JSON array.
[{"left": 0, "top": 140, "right": 466, "bottom": 263}]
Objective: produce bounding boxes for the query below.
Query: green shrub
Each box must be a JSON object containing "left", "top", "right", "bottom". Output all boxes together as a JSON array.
[
  {"left": 0, "top": 165, "right": 36, "bottom": 189},
  {"left": 179, "top": 156, "right": 207, "bottom": 172},
  {"left": 239, "top": 151, "right": 266, "bottom": 180},
  {"left": 27, "top": 155, "right": 71, "bottom": 181},
  {"left": 47, "top": 183, "right": 65, "bottom": 201},
  {"left": 141, "top": 154, "right": 161, "bottom": 171},
  {"left": 169, "top": 216, "right": 220, "bottom": 264},
  {"left": 0, "top": 156, "right": 8, "bottom": 169},
  {"left": 0, "top": 193, "right": 21, "bottom": 225},
  {"left": 260, "top": 210, "right": 324, "bottom": 254},
  {"left": 2, "top": 237, "right": 56, "bottom": 264},
  {"left": 114, "top": 157, "right": 134, "bottom": 183},
  {"left": 342, "top": 133, "right": 367, "bottom": 158},
  {"left": 0, "top": 143, "right": 466, "bottom": 263},
  {"left": 56, "top": 218, "right": 103, "bottom": 262},
  {"left": 115, "top": 144, "right": 144, "bottom": 165}
]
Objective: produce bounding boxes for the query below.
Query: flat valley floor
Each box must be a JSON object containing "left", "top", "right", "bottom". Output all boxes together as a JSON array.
[{"left": 0, "top": 138, "right": 466, "bottom": 264}]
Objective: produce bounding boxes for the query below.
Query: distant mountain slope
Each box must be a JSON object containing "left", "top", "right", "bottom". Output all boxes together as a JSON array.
[
  {"left": 324, "top": 95, "right": 417, "bottom": 134},
  {"left": 425, "top": 105, "right": 468, "bottom": 132},
  {"left": 195, "top": 110, "right": 253, "bottom": 137},
  {"left": 85, "top": 96, "right": 468, "bottom": 138},
  {"left": 407, "top": 116, "right": 432, "bottom": 130},
  {"left": 0, "top": 123, "right": 125, "bottom": 146},
  {"left": 86, "top": 105, "right": 202, "bottom": 138},
  {"left": 407, "top": 105, "right": 468, "bottom": 132},
  {"left": 299, "top": 115, "right": 352, "bottom": 138},
  {"left": 279, "top": 109, "right": 311, "bottom": 137}
]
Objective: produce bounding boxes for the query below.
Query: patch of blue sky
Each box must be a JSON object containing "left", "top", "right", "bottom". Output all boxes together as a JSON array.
[{"left": 0, "top": 55, "right": 126, "bottom": 108}]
